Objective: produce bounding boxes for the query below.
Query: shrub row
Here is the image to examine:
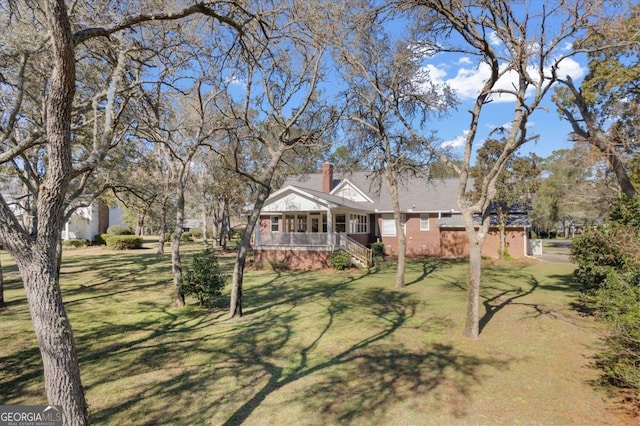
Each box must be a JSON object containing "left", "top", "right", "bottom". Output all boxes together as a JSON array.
[{"left": 106, "top": 235, "right": 143, "bottom": 250}]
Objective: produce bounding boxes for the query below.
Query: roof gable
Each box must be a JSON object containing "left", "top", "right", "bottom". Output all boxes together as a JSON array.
[
  {"left": 262, "top": 186, "right": 331, "bottom": 212},
  {"left": 330, "top": 179, "right": 374, "bottom": 203}
]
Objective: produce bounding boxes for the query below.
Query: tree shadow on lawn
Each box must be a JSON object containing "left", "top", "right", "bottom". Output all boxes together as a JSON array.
[
  {"left": 446, "top": 264, "right": 582, "bottom": 335},
  {"left": 217, "top": 287, "right": 510, "bottom": 425},
  {"left": 0, "top": 346, "right": 44, "bottom": 404},
  {"left": 86, "top": 275, "right": 511, "bottom": 424},
  {"left": 405, "top": 259, "right": 455, "bottom": 287}
]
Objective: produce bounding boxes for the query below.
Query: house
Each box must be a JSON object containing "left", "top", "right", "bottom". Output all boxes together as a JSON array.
[
  {"left": 62, "top": 201, "right": 125, "bottom": 241},
  {"left": 1, "top": 191, "right": 125, "bottom": 242},
  {"left": 253, "top": 163, "right": 531, "bottom": 270}
]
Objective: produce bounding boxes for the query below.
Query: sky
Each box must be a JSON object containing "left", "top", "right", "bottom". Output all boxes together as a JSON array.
[
  {"left": 421, "top": 49, "right": 586, "bottom": 160},
  {"left": 382, "top": 7, "right": 591, "bottom": 162}
]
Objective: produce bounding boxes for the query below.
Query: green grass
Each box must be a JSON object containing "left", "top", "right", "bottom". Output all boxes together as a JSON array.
[{"left": 0, "top": 245, "right": 632, "bottom": 425}]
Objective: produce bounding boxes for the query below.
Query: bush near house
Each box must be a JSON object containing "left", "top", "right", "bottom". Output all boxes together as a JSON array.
[
  {"left": 371, "top": 242, "right": 385, "bottom": 264},
  {"left": 94, "top": 234, "right": 110, "bottom": 245},
  {"left": 330, "top": 251, "right": 351, "bottom": 270},
  {"left": 571, "top": 196, "right": 640, "bottom": 405},
  {"left": 268, "top": 259, "right": 290, "bottom": 272},
  {"left": 106, "top": 225, "right": 133, "bottom": 236},
  {"left": 106, "top": 235, "right": 143, "bottom": 250}
]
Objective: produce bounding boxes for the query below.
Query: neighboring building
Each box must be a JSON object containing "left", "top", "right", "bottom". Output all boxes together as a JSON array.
[
  {"left": 62, "top": 201, "right": 125, "bottom": 241},
  {"left": 253, "top": 163, "right": 532, "bottom": 270},
  {"left": 1, "top": 192, "right": 125, "bottom": 242}
]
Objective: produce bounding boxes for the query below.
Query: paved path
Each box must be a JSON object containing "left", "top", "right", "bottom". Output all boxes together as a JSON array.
[{"left": 536, "top": 239, "right": 572, "bottom": 264}]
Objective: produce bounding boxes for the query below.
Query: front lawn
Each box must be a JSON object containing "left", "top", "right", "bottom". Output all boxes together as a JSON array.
[{"left": 0, "top": 245, "right": 634, "bottom": 424}]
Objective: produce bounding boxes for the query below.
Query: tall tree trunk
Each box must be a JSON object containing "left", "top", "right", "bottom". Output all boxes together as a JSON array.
[
  {"left": 19, "top": 251, "right": 87, "bottom": 425},
  {"left": 220, "top": 203, "right": 229, "bottom": 250},
  {"left": 499, "top": 228, "right": 506, "bottom": 259},
  {"left": 157, "top": 198, "right": 168, "bottom": 255},
  {"left": 135, "top": 211, "right": 145, "bottom": 236},
  {"left": 16, "top": 1, "right": 90, "bottom": 423},
  {"left": 0, "top": 255, "right": 4, "bottom": 306},
  {"left": 229, "top": 146, "right": 286, "bottom": 318},
  {"left": 388, "top": 182, "right": 405, "bottom": 288},
  {"left": 230, "top": 187, "right": 269, "bottom": 318},
  {"left": 201, "top": 200, "right": 209, "bottom": 248},
  {"left": 463, "top": 239, "right": 483, "bottom": 340},
  {"left": 172, "top": 183, "right": 185, "bottom": 307}
]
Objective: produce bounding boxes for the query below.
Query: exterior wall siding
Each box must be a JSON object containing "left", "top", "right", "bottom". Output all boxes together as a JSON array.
[
  {"left": 377, "top": 214, "right": 528, "bottom": 259},
  {"left": 377, "top": 213, "right": 442, "bottom": 258}
]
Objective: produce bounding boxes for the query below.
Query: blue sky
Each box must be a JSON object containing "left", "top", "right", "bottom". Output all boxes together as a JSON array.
[
  {"left": 422, "top": 51, "right": 586, "bottom": 160},
  {"left": 414, "top": 30, "right": 588, "bottom": 161}
]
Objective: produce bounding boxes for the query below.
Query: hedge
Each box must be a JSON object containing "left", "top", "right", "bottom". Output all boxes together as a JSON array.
[
  {"left": 106, "top": 225, "right": 133, "bottom": 236},
  {"left": 106, "top": 235, "right": 143, "bottom": 250},
  {"left": 62, "top": 239, "right": 87, "bottom": 249}
]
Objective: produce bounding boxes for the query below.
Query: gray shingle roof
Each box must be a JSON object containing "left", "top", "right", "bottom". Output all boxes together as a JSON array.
[{"left": 283, "top": 171, "right": 461, "bottom": 213}]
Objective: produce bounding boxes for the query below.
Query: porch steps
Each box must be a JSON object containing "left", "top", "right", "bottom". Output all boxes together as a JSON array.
[{"left": 340, "top": 235, "right": 372, "bottom": 267}]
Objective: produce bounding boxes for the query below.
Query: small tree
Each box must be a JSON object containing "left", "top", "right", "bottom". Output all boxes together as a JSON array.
[{"left": 179, "top": 250, "right": 227, "bottom": 306}]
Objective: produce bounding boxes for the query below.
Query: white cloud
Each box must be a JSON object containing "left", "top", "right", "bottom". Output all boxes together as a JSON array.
[
  {"left": 442, "top": 130, "right": 469, "bottom": 149},
  {"left": 554, "top": 57, "right": 585, "bottom": 80},
  {"left": 488, "top": 31, "right": 502, "bottom": 47},
  {"left": 422, "top": 55, "right": 587, "bottom": 104},
  {"left": 225, "top": 75, "right": 246, "bottom": 87}
]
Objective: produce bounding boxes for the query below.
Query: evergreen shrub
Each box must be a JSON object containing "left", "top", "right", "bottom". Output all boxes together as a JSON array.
[
  {"left": 371, "top": 242, "right": 386, "bottom": 263},
  {"left": 330, "top": 251, "right": 351, "bottom": 270},
  {"left": 62, "top": 239, "right": 87, "bottom": 249},
  {"left": 106, "top": 225, "right": 133, "bottom": 236},
  {"left": 571, "top": 197, "right": 640, "bottom": 403},
  {"left": 106, "top": 235, "right": 143, "bottom": 250},
  {"left": 94, "top": 234, "right": 110, "bottom": 245},
  {"left": 178, "top": 249, "right": 227, "bottom": 306}
]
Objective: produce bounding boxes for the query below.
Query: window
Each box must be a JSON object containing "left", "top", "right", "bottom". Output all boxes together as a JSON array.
[
  {"left": 335, "top": 214, "right": 346, "bottom": 233},
  {"left": 296, "top": 215, "right": 307, "bottom": 232},
  {"left": 270, "top": 216, "right": 279, "bottom": 232},
  {"left": 349, "top": 214, "right": 368, "bottom": 233},
  {"left": 420, "top": 214, "right": 430, "bottom": 231},
  {"left": 381, "top": 214, "right": 405, "bottom": 236},
  {"left": 381, "top": 214, "right": 395, "bottom": 236}
]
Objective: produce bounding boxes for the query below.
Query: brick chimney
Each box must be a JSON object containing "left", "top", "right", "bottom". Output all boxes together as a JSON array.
[{"left": 322, "top": 162, "right": 334, "bottom": 193}]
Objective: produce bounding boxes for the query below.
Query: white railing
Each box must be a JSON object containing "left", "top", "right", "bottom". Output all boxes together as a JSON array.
[
  {"left": 337, "top": 234, "right": 373, "bottom": 266},
  {"left": 256, "top": 232, "right": 372, "bottom": 266},
  {"left": 257, "top": 232, "right": 336, "bottom": 247}
]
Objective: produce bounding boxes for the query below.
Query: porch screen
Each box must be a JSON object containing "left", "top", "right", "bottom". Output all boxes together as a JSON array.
[{"left": 349, "top": 214, "right": 368, "bottom": 233}]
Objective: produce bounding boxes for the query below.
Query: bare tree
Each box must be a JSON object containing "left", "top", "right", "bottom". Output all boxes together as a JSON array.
[
  {"left": 332, "top": 5, "right": 456, "bottom": 288},
  {"left": 210, "top": 0, "right": 337, "bottom": 318},
  {"left": 0, "top": 1, "right": 257, "bottom": 423},
  {"left": 397, "top": 0, "right": 602, "bottom": 339}
]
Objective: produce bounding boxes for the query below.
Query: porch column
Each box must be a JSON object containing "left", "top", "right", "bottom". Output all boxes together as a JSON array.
[{"left": 327, "top": 210, "right": 333, "bottom": 246}]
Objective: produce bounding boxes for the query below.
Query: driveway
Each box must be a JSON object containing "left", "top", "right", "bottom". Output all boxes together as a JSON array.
[{"left": 536, "top": 239, "right": 573, "bottom": 264}]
